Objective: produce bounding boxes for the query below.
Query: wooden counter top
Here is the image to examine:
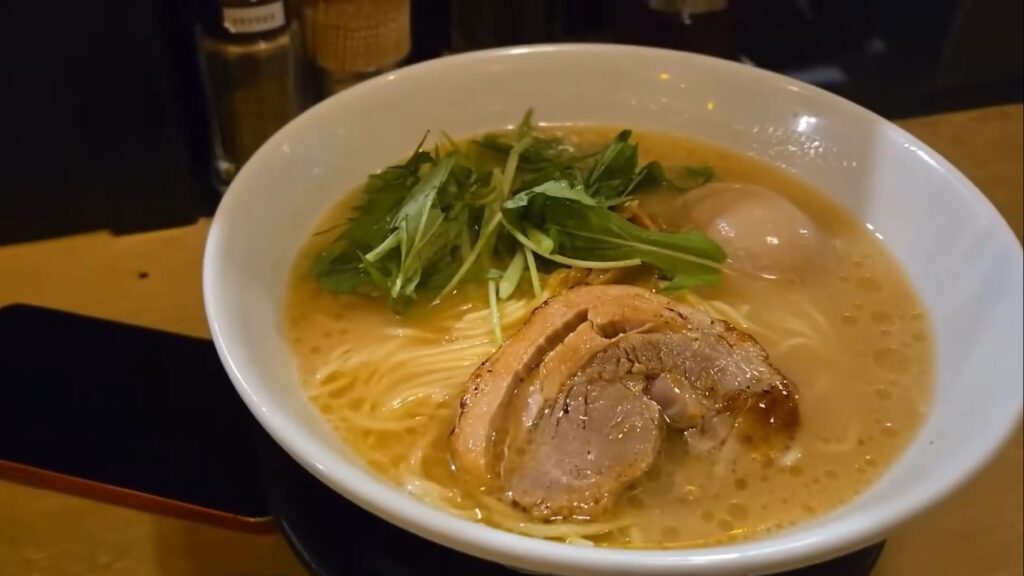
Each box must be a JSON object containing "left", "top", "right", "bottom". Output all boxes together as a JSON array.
[{"left": 1, "top": 104, "right": 1020, "bottom": 576}]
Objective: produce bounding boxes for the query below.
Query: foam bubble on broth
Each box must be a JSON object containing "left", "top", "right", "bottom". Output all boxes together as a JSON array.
[{"left": 285, "top": 127, "right": 933, "bottom": 548}]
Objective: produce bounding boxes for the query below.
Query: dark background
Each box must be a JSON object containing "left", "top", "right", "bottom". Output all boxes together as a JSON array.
[{"left": 1, "top": 0, "right": 1020, "bottom": 246}]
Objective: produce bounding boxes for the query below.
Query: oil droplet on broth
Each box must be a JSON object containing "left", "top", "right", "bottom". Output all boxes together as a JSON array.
[
  {"left": 880, "top": 422, "right": 899, "bottom": 438},
  {"left": 717, "top": 518, "right": 735, "bottom": 532},
  {"left": 727, "top": 502, "right": 750, "bottom": 521},
  {"left": 840, "top": 313, "right": 859, "bottom": 327},
  {"left": 874, "top": 387, "right": 893, "bottom": 401},
  {"left": 873, "top": 347, "right": 912, "bottom": 374},
  {"left": 870, "top": 311, "right": 895, "bottom": 327},
  {"left": 700, "top": 510, "right": 716, "bottom": 523},
  {"left": 855, "top": 275, "right": 883, "bottom": 293}
]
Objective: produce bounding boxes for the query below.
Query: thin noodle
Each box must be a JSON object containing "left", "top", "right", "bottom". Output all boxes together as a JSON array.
[
  {"left": 304, "top": 294, "right": 638, "bottom": 541},
  {"left": 303, "top": 280, "right": 870, "bottom": 544}
]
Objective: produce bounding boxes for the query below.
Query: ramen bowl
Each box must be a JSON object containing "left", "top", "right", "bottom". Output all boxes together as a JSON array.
[{"left": 203, "top": 44, "right": 1023, "bottom": 575}]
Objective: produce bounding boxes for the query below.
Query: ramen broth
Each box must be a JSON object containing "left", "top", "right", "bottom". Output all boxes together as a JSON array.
[{"left": 286, "top": 127, "right": 932, "bottom": 548}]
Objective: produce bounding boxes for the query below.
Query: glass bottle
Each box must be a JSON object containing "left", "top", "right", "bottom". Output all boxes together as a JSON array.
[
  {"left": 302, "top": 0, "right": 411, "bottom": 97},
  {"left": 197, "top": 0, "right": 309, "bottom": 192}
]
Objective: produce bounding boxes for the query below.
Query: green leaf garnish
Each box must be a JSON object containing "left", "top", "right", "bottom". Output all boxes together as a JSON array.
[
  {"left": 585, "top": 130, "right": 640, "bottom": 200},
  {"left": 504, "top": 194, "right": 725, "bottom": 288},
  {"left": 635, "top": 161, "right": 714, "bottom": 192},
  {"left": 502, "top": 180, "right": 597, "bottom": 210},
  {"left": 312, "top": 110, "right": 726, "bottom": 311}
]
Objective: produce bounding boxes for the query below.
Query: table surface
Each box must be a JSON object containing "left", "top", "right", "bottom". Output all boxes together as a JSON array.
[{"left": 1, "top": 104, "right": 1020, "bottom": 576}]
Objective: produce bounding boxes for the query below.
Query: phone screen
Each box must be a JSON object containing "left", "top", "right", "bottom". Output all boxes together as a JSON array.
[{"left": 0, "top": 304, "right": 270, "bottom": 526}]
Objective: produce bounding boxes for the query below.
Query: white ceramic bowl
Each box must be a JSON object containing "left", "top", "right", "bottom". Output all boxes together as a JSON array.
[{"left": 204, "top": 45, "right": 1023, "bottom": 575}]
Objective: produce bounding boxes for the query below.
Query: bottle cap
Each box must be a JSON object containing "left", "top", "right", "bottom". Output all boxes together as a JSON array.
[
  {"left": 303, "top": 0, "right": 411, "bottom": 76},
  {"left": 202, "top": 0, "right": 289, "bottom": 40}
]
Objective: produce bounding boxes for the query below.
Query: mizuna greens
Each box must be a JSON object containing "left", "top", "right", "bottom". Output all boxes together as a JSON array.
[{"left": 312, "top": 110, "right": 726, "bottom": 326}]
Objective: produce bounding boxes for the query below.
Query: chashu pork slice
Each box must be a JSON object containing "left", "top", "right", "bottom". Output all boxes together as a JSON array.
[{"left": 450, "top": 285, "right": 798, "bottom": 520}]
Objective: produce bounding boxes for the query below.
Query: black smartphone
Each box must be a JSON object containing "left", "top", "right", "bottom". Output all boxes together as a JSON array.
[{"left": 0, "top": 304, "right": 271, "bottom": 530}]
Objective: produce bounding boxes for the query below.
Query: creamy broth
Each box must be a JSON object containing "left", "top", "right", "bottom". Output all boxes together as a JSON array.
[{"left": 286, "top": 127, "right": 932, "bottom": 548}]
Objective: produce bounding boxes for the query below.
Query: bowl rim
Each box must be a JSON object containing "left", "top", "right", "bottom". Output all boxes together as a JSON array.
[{"left": 204, "top": 43, "right": 1024, "bottom": 575}]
